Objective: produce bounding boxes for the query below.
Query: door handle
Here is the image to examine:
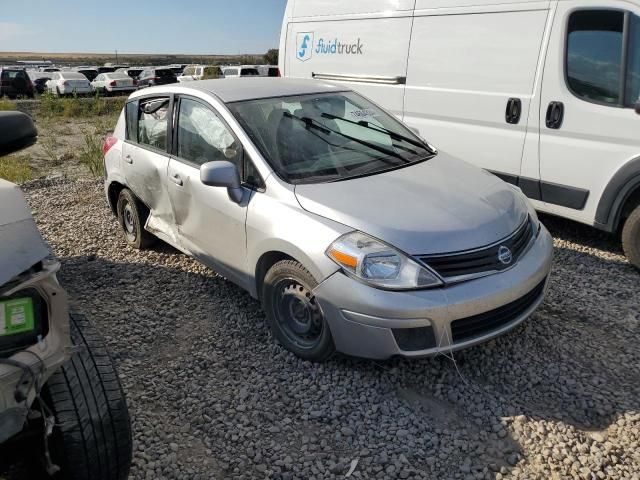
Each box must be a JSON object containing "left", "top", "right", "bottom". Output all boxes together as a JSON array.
[
  {"left": 124, "top": 154, "right": 133, "bottom": 164},
  {"left": 170, "top": 174, "right": 183, "bottom": 186},
  {"left": 545, "top": 101, "right": 564, "bottom": 129},
  {"left": 505, "top": 98, "right": 522, "bottom": 124}
]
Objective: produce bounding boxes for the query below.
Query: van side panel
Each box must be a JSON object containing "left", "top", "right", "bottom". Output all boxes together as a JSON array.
[
  {"left": 404, "top": 5, "right": 550, "bottom": 178},
  {"left": 284, "top": 14, "right": 413, "bottom": 116},
  {"left": 292, "top": 0, "right": 414, "bottom": 17}
]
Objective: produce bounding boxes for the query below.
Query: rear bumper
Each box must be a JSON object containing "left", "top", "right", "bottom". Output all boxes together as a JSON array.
[{"left": 313, "top": 225, "right": 554, "bottom": 360}]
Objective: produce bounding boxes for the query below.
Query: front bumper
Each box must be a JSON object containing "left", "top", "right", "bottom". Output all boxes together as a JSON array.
[
  {"left": 313, "top": 225, "right": 554, "bottom": 360},
  {"left": 0, "top": 261, "right": 71, "bottom": 443}
]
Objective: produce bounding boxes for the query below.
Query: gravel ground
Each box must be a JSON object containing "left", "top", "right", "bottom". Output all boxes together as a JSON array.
[{"left": 13, "top": 178, "right": 640, "bottom": 479}]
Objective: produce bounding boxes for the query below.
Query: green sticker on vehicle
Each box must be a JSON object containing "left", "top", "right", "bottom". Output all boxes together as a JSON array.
[{"left": 0, "top": 298, "right": 35, "bottom": 337}]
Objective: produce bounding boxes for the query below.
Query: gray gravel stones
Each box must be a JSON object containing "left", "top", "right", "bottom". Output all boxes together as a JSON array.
[{"left": 13, "top": 178, "right": 640, "bottom": 479}]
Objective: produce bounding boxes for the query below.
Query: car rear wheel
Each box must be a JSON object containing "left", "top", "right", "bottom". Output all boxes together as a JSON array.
[
  {"left": 41, "top": 313, "right": 132, "bottom": 480},
  {"left": 116, "top": 189, "right": 155, "bottom": 249},
  {"left": 622, "top": 204, "right": 640, "bottom": 271},
  {"left": 262, "top": 260, "right": 335, "bottom": 362}
]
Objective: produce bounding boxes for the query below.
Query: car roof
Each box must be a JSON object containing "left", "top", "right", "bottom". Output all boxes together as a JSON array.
[{"left": 133, "top": 78, "right": 349, "bottom": 103}]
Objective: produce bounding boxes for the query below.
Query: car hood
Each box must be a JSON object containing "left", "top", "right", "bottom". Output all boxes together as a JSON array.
[
  {"left": 294, "top": 152, "right": 528, "bottom": 255},
  {"left": 0, "top": 179, "right": 51, "bottom": 286}
]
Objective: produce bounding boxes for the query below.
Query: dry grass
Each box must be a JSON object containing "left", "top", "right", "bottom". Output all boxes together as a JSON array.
[
  {"left": 0, "top": 155, "right": 33, "bottom": 183},
  {"left": 0, "top": 99, "right": 17, "bottom": 111}
]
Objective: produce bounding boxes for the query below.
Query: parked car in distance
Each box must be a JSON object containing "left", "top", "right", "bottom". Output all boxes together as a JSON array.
[
  {"left": 177, "top": 65, "right": 223, "bottom": 82},
  {"left": 221, "top": 65, "right": 261, "bottom": 77},
  {"left": 136, "top": 67, "right": 178, "bottom": 88},
  {"left": 279, "top": 0, "right": 640, "bottom": 270},
  {"left": 257, "top": 65, "right": 280, "bottom": 77},
  {"left": 117, "top": 67, "right": 144, "bottom": 80},
  {"left": 75, "top": 67, "right": 99, "bottom": 82},
  {"left": 45, "top": 71, "right": 92, "bottom": 96},
  {"left": 91, "top": 72, "right": 137, "bottom": 95},
  {"left": 103, "top": 78, "right": 553, "bottom": 362},
  {"left": 0, "top": 68, "right": 34, "bottom": 99}
]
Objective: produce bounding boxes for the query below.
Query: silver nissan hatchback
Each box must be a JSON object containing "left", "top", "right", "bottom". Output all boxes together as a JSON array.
[{"left": 103, "top": 78, "right": 553, "bottom": 361}]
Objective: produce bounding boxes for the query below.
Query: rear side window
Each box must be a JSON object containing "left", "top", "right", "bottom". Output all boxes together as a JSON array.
[
  {"left": 125, "top": 101, "right": 138, "bottom": 142},
  {"left": 240, "top": 68, "right": 260, "bottom": 76},
  {"left": 567, "top": 10, "right": 640, "bottom": 107},
  {"left": 137, "top": 98, "right": 169, "bottom": 151},
  {"left": 157, "top": 69, "right": 173, "bottom": 77}
]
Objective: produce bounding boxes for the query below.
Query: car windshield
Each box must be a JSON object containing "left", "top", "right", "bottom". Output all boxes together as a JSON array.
[{"left": 228, "top": 91, "right": 436, "bottom": 184}]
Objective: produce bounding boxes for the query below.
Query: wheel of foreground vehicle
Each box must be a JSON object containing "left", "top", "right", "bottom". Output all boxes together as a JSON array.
[
  {"left": 116, "top": 188, "right": 155, "bottom": 249},
  {"left": 41, "top": 313, "right": 132, "bottom": 480},
  {"left": 622, "top": 204, "right": 640, "bottom": 271},
  {"left": 262, "top": 260, "right": 335, "bottom": 362}
]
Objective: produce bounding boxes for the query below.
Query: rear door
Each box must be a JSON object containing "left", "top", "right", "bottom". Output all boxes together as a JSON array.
[
  {"left": 404, "top": 2, "right": 551, "bottom": 179},
  {"left": 537, "top": 2, "right": 640, "bottom": 224},
  {"left": 166, "top": 95, "right": 250, "bottom": 285},
  {"left": 122, "top": 96, "right": 178, "bottom": 243},
  {"left": 283, "top": 1, "right": 414, "bottom": 117}
]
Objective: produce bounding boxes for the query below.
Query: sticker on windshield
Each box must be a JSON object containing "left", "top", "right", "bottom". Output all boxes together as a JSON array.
[
  {"left": 349, "top": 109, "right": 378, "bottom": 120},
  {"left": 0, "top": 298, "right": 35, "bottom": 336}
]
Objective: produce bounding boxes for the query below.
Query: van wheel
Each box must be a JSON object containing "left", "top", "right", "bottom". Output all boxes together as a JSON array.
[
  {"left": 116, "top": 189, "right": 155, "bottom": 249},
  {"left": 622, "top": 204, "right": 640, "bottom": 271},
  {"left": 262, "top": 260, "right": 335, "bottom": 362},
  {"left": 41, "top": 313, "right": 132, "bottom": 480}
]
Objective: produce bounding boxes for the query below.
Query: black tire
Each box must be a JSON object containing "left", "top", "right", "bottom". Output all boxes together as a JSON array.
[
  {"left": 622, "top": 204, "right": 640, "bottom": 271},
  {"left": 116, "top": 188, "right": 155, "bottom": 249},
  {"left": 262, "top": 260, "right": 335, "bottom": 362},
  {"left": 42, "top": 313, "right": 132, "bottom": 480}
]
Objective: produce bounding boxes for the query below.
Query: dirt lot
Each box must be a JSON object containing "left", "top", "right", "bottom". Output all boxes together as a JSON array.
[{"left": 2, "top": 113, "right": 640, "bottom": 479}]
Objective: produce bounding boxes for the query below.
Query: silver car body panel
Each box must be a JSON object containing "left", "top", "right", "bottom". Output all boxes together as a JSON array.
[
  {"left": 0, "top": 179, "right": 51, "bottom": 285},
  {"left": 295, "top": 153, "right": 528, "bottom": 254},
  {"left": 104, "top": 79, "right": 554, "bottom": 358}
]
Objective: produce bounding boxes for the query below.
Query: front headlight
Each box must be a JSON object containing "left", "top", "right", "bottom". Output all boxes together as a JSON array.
[{"left": 326, "top": 231, "right": 442, "bottom": 290}]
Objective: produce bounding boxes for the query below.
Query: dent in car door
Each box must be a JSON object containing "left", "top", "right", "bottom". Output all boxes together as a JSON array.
[
  {"left": 121, "top": 97, "right": 177, "bottom": 243},
  {"left": 167, "top": 96, "right": 251, "bottom": 289}
]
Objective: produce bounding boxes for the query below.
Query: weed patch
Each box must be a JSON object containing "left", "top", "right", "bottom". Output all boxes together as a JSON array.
[{"left": 0, "top": 155, "right": 33, "bottom": 183}]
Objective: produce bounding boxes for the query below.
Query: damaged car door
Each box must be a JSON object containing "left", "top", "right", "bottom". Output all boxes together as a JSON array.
[
  {"left": 121, "top": 96, "right": 178, "bottom": 243},
  {"left": 166, "top": 95, "right": 251, "bottom": 287}
]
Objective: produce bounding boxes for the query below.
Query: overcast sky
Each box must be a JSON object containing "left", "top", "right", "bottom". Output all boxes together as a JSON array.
[{"left": 0, "top": 0, "right": 288, "bottom": 54}]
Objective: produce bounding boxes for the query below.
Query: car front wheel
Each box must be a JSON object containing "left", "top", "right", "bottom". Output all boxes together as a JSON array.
[
  {"left": 622, "top": 204, "right": 640, "bottom": 271},
  {"left": 116, "top": 188, "right": 155, "bottom": 249},
  {"left": 262, "top": 260, "right": 335, "bottom": 362}
]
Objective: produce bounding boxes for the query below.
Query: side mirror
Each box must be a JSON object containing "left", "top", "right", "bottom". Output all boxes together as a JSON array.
[
  {"left": 0, "top": 112, "right": 38, "bottom": 156},
  {"left": 200, "top": 160, "right": 243, "bottom": 204},
  {"left": 635, "top": 101, "right": 640, "bottom": 115}
]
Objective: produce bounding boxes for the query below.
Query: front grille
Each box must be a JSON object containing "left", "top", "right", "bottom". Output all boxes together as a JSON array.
[
  {"left": 392, "top": 326, "right": 436, "bottom": 351},
  {"left": 418, "top": 217, "right": 534, "bottom": 280},
  {"left": 450, "top": 278, "right": 546, "bottom": 343}
]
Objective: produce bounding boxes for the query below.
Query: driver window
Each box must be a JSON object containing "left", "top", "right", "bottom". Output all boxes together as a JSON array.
[{"left": 177, "top": 98, "right": 240, "bottom": 167}]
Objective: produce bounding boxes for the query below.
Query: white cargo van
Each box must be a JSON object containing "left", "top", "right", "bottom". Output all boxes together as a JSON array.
[{"left": 279, "top": 0, "right": 640, "bottom": 269}]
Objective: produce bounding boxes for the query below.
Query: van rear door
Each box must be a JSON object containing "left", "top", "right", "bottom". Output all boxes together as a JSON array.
[
  {"left": 282, "top": 1, "right": 414, "bottom": 117},
  {"left": 404, "top": 2, "right": 551, "bottom": 181}
]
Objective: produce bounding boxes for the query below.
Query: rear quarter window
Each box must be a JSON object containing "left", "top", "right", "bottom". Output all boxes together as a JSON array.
[{"left": 125, "top": 101, "right": 139, "bottom": 142}]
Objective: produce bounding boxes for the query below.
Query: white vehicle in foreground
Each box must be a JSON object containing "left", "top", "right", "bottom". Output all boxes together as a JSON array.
[
  {"left": 45, "top": 71, "right": 92, "bottom": 96},
  {"left": 91, "top": 72, "right": 137, "bottom": 95},
  {"left": 279, "top": 0, "right": 640, "bottom": 270}
]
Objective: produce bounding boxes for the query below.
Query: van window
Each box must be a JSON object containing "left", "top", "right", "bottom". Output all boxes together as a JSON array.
[
  {"left": 137, "top": 98, "right": 169, "bottom": 151},
  {"left": 566, "top": 10, "right": 624, "bottom": 105},
  {"left": 626, "top": 15, "right": 640, "bottom": 106}
]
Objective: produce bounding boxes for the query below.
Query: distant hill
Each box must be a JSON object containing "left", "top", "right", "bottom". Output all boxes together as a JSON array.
[{"left": 0, "top": 51, "right": 265, "bottom": 66}]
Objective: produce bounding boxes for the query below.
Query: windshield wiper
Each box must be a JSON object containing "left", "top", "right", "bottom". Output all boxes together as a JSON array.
[
  {"left": 321, "top": 112, "right": 434, "bottom": 154},
  {"left": 283, "top": 111, "right": 409, "bottom": 163}
]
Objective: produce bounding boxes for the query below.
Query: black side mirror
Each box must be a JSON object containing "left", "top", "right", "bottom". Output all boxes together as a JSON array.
[
  {"left": 0, "top": 112, "right": 37, "bottom": 157},
  {"left": 200, "top": 160, "right": 243, "bottom": 204}
]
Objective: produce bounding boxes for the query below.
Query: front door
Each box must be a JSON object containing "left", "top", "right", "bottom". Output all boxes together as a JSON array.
[
  {"left": 538, "top": 2, "right": 640, "bottom": 224},
  {"left": 167, "top": 96, "right": 250, "bottom": 287},
  {"left": 122, "top": 96, "right": 177, "bottom": 243}
]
